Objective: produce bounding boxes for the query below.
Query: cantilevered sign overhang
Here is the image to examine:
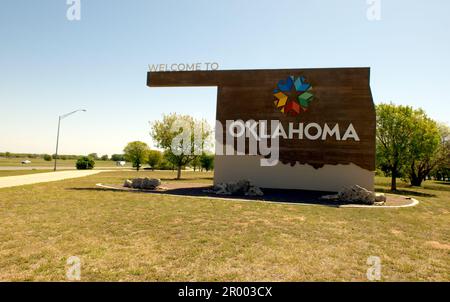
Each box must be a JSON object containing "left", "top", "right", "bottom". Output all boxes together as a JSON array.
[{"left": 147, "top": 68, "right": 375, "bottom": 192}]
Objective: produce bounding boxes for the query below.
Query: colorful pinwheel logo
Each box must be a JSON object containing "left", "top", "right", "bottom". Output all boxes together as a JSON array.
[{"left": 273, "top": 76, "right": 314, "bottom": 116}]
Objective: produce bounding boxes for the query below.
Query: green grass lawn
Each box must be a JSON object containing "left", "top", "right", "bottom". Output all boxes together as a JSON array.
[
  {"left": 0, "top": 157, "right": 131, "bottom": 169},
  {"left": 0, "top": 171, "right": 448, "bottom": 281}
]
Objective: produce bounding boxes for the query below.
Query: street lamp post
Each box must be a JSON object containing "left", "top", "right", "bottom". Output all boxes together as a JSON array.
[{"left": 53, "top": 109, "right": 87, "bottom": 171}]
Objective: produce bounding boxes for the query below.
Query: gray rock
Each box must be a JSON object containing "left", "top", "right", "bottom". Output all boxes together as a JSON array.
[
  {"left": 211, "top": 180, "right": 263, "bottom": 196},
  {"left": 141, "top": 178, "right": 161, "bottom": 190},
  {"left": 130, "top": 178, "right": 161, "bottom": 190},
  {"left": 375, "top": 193, "right": 386, "bottom": 204},
  {"left": 123, "top": 179, "right": 133, "bottom": 188},
  {"left": 214, "top": 183, "right": 232, "bottom": 195},
  {"left": 337, "top": 185, "right": 376, "bottom": 205},
  {"left": 131, "top": 178, "right": 143, "bottom": 189},
  {"left": 245, "top": 186, "right": 264, "bottom": 197}
]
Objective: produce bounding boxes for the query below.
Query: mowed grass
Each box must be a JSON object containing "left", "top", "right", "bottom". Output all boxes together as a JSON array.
[
  {"left": 0, "top": 171, "right": 448, "bottom": 281},
  {"left": 0, "top": 157, "right": 130, "bottom": 168}
]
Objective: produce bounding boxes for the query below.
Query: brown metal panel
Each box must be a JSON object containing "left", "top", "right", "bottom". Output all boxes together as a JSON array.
[{"left": 147, "top": 68, "right": 375, "bottom": 171}]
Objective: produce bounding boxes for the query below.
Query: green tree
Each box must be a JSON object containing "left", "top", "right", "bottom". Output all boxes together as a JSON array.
[
  {"left": 430, "top": 123, "right": 450, "bottom": 181},
  {"left": 88, "top": 153, "right": 99, "bottom": 160},
  {"left": 76, "top": 156, "right": 95, "bottom": 170},
  {"left": 147, "top": 150, "right": 162, "bottom": 171},
  {"left": 123, "top": 141, "right": 150, "bottom": 171},
  {"left": 150, "top": 113, "right": 211, "bottom": 179},
  {"left": 200, "top": 153, "right": 214, "bottom": 171},
  {"left": 111, "top": 154, "right": 125, "bottom": 161},
  {"left": 405, "top": 112, "right": 441, "bottom": 186},
  {"left": 43, "top": 154, "right": 52, "bottom": 161},
  {"left": 191, "top": 156, "right": 201, "bottom": 171},
  {"left": 100, "top": 154, "right": 109, "bottom": 161},
  {"left": 376, "top": 103, "right": 445, "bottom": 189},
  {"left": 377, "top": 104, "right": 418, "bottom": 190}
]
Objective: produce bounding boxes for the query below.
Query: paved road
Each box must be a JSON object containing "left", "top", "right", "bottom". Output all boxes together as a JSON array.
[{"left": 0, "top": 170, "right": 107, "bottom": 189}]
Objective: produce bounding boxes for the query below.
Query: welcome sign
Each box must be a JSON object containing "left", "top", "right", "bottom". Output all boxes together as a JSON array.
[{"left": 147, "top": 68, "right": 375, "bottom": 192}]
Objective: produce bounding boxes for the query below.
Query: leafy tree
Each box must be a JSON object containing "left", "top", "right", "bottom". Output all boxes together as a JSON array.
[
  {"left": 150, "top": 113, "right": 211, "bottom": 179},
  {"left": 376, "top": 104, "right": 416, "bottom": 190},
  {"left": 111, "top": 154, "right": 125, "bottom": 161},
  {"left": 200, "top": 153, "right": 214, "bottom": 171},
  {"left": 404, "top": 112, "right": 441, "bottom": 186},
  {"left": 123, "top": 141, "right": 150, "bottom": 171},
  {"left": 147, "top": 150, "right": 162, "bottom": 171},
  {"left": 191, "top": 156, "right": 201, "bottom": 171},
  {"left": 43, "top": 154, "right": 52, "bottom": 161},
  {"left": 376, "top": 103, "right": 447, "bottom": 189},
  {"left": 430, "top": 123, "right": 450, "bottom": 181},
  {"left": 88, "top": 153, "right": 99, "bottom": 160},
  {"left": 100, "top": 154, "right": 109, "bottom": 161},
  {"left": 158, "top": 154, "right": 173, "bottom": 170},
  {"left": 76, "top": 156, "right": 95, "bottom": 170}
]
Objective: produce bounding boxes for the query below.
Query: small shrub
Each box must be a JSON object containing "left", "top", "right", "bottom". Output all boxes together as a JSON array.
[{"left": 76, "top": 156, "right": 95, "bottom": 170}]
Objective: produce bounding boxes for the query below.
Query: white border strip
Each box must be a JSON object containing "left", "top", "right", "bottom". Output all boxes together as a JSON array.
[{"left": 95, "top": 183, "right": 420, "bottom": 209}]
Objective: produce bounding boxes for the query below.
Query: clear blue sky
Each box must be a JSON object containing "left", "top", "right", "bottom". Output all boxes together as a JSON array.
[{"left": 1, "top": 0, "right": 449, "bottom": 155}]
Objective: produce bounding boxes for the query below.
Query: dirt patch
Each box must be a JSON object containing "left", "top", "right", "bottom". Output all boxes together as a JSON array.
[
  {"left": 425, "top": 241, "right": 450, "bottom": 250},
  {"left": 390, "top": 229, "right": 403, "bottom": 236},
  {"left": 383, "top": 194, "right": 415, "bottom": 206}
]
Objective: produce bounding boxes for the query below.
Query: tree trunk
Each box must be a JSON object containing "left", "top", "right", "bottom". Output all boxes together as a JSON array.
[
  {"left": 177, "top": 166, "right": 182, "bottom": 179},
  {"left": 410, "top": 178, "right": 422, "bottom": 187},
  {"left": 391, "top": 174, "right": 397, "bottom": 191}
]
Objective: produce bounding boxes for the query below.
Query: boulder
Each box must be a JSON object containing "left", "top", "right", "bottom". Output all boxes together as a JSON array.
[
  {"left": 321, "top": 185, "right": 379, "bottom": 205},
  {"left": 337, "top": 185, "right": 375, "bottom": 205},
  {"left": 128, "top": 178, "right": 161, "bottom": 190},
  {"left": 131, "top": 178, "right": 144, "bottom": 189},
  {"left": 375, "top": 193, "right": 387, "bottom": 204},
  {"left": 211, "top": 180, "right": 263, "bottom": 196},
  {"left": 245, "top": 186, "right": 264, "bottom": 197},
  {"left": 123, "top": 179, "right": 133, "bottom": 188},
  {"left": 213, "top": 183, "right": 232, "bottom": 195},
  {"left": 141, "top": 178, "right": 161, "bottom": 190}
]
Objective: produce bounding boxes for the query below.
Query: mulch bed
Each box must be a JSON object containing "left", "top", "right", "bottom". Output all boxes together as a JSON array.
[{"left": 98, "top": 182, "right": 417, "bottom": 208}]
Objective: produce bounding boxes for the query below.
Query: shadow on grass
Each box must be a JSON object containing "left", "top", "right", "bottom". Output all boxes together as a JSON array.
[
  {"left": 376, "top": 188, "right": 436, "bottom": 198},
  {"left": 68, "top": 187, "right": 130, "bottom": 193},
  {"left": 66, "top": 186, "right": 342, "bottom": 207}
]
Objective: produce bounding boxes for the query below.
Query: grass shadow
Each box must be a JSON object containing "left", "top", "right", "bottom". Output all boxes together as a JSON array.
[{"left": 66, "top": 186, "right": 342, "bottom": 207}]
